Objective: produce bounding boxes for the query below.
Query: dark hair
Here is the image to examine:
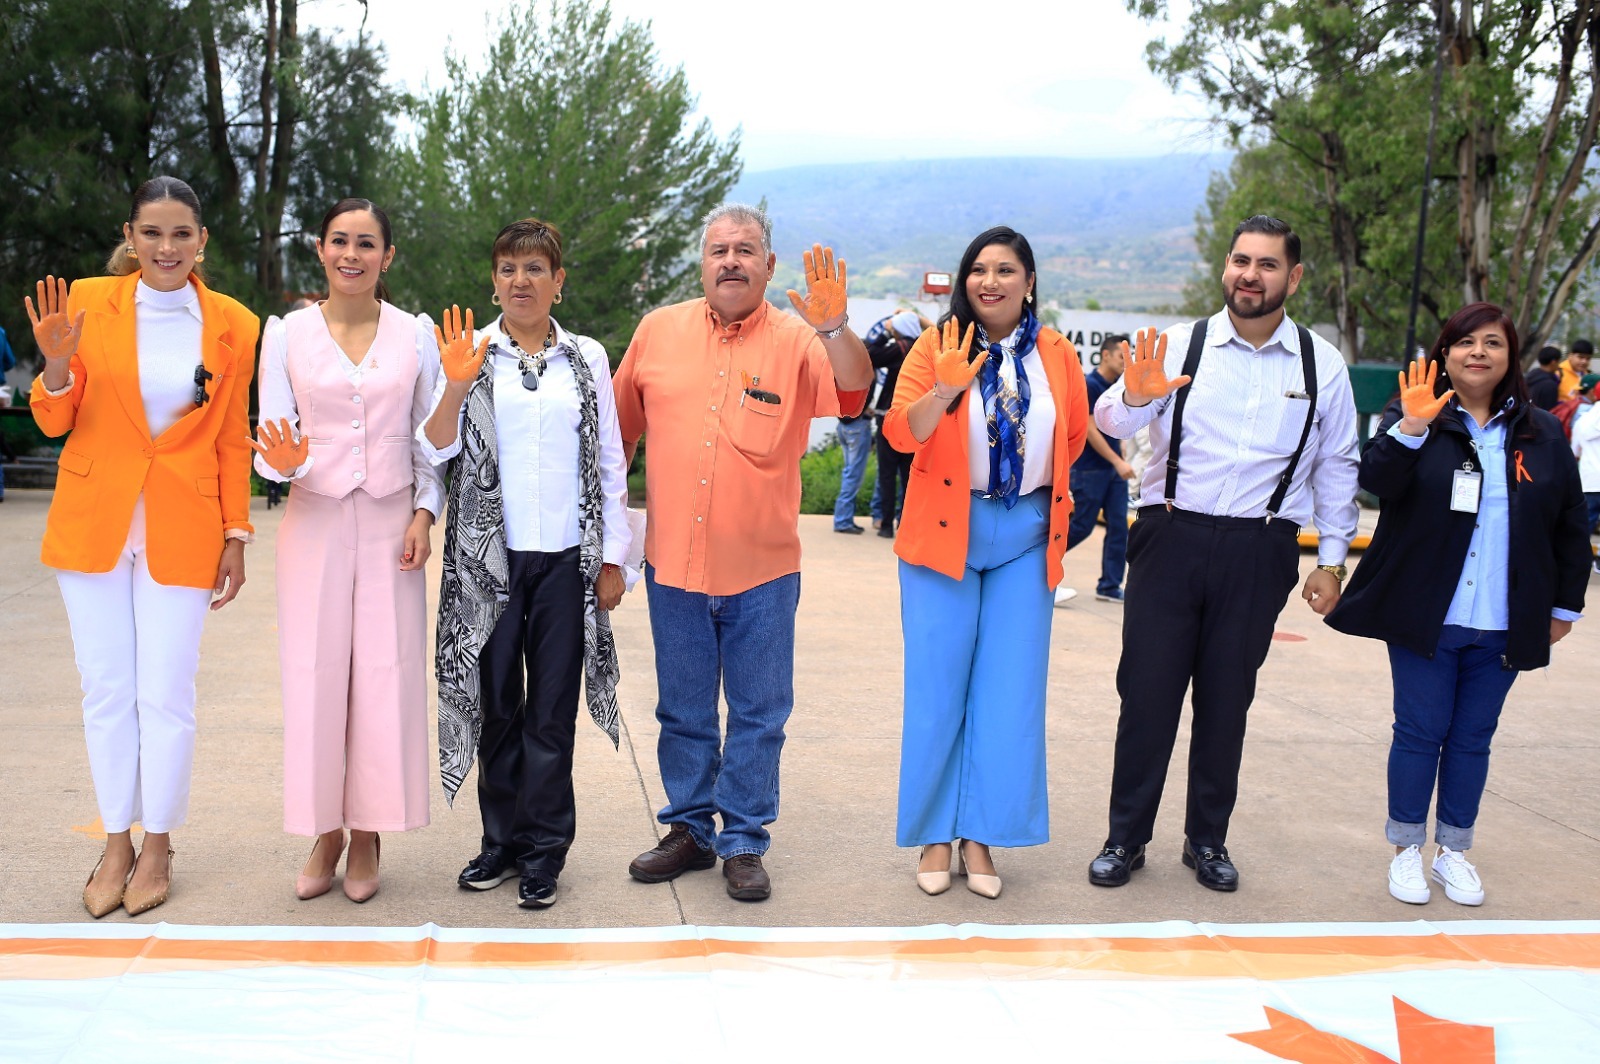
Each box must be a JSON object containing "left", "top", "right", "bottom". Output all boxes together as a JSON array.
[
  {"left": 1428, "top": 302, "right": 1532, "bottom": 438},
  {"left": 107, "top": 176, "right": 205, "bottom": 278},
  {"left": 1100, "top": 333, "right": 1130, "bottom": 354},
  {"left": 320, "top": 197, "right": 393, "bottom": 302},
  {"left": 492, "top": 218, "right": 564, "bottom": 272},
  {"left": 1572, "top": 339, "right": 1594, "bottom": 356},
  {"left": 1229, "top": 215, "right": 1301, "bottom": 268},
  {"left": 1536, "top": 345, "right": 1563, "bottom": 366}
]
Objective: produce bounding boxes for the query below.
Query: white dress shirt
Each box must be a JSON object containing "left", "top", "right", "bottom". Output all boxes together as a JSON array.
[
  {"left": 134, "top": 280, "right": 204, "bottom": 439},
  {"left": 255, "top": 307, "right": 446, "bottom": 519},
  {"left": 1095, "top": 309, "right": 1360, "bottom": 564},
  {"left": 964, "top": 343, "right": 1057, "bottom": 494},
  {"left": 418, "top": 316, "right": 631, "bottom": 566}
]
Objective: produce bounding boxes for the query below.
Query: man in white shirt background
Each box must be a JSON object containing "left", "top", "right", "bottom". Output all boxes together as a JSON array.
[{"left": 1085, "top": 215, "right": 1360, "bottom": 893}]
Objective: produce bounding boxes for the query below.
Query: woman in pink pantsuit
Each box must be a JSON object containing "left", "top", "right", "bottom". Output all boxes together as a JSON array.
[{"left": 250, "top": 198, "right": 443, "bottom": 902}]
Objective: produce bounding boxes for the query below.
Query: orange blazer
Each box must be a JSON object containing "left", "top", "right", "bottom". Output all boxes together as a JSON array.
[
  {"left": 883, "top": 326, "right": 1090, "bottom": 588},
  {"left": 30, "top": 272, "right": 260, "bottom": 588}
]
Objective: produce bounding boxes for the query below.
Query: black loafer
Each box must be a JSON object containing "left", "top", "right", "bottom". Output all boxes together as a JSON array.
[
  {"left": 518, "top": 872, "right": 558, "bottom": 909},
  {"left": 1088, "top": 844, "right": 1145, "bottom": 887},
  {"left": 457, "top": 849, "right": 516, "bottom": 891},
  {"left": 1182, "top": 839, "right": 1238, "bottom": 892}
]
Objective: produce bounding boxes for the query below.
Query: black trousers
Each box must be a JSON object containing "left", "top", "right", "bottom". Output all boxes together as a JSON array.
[
  {"left": 1105, "top": 507, "right": 1300, "bottom": 850},
  {"left": 476, "top": 546, "right": 583, "bottom": 878},
  {"left": 874, "top": 417, "right": 912, "bottom": 529}
]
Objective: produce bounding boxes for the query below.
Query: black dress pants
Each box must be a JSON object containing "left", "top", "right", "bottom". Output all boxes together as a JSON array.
[
  {"left": 476, "top": 546, "right": 584, "bottom": 878},
  {"left": 874, "top": 417, "right": 912, "bottom": 529},
  {"left": 1105, "top": 507, "right": 1301, "bottom": 850}
]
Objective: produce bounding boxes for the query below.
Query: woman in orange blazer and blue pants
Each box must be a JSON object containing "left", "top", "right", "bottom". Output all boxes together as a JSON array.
[
  {"left": 883, "top": 226, "right": 1088, "bottom": 898},
  {"left": 26, "top": 177, "right": 258, "bottom": 918}
]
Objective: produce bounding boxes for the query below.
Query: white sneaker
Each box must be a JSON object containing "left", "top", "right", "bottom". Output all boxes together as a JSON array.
[
  {"left": 1387, "top": 845, "right": 1431, "bottom": 904},
  {"left": 1431, "top": 845, "right": 1485, "bottom": 905},
  {"left": 1054, "top": 586, "right": 1078, "bottom": 608}
]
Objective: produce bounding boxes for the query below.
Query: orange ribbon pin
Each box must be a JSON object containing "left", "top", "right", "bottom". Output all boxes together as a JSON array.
[{"left": 1514, "top": 450, "right": 1533, "bottom": 483}]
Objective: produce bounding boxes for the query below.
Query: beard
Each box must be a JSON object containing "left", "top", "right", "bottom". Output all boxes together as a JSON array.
[{"left": 1224, "top": 282, "right": 1287, "bottom": 320}]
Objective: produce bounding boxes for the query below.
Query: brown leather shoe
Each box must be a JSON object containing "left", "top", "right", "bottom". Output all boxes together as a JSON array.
[
  {"left": 628, "top": 824, "right": 717, "bottom": 883},
  {"left": 722, "top": 854, "right": 771, "bottom": 901}
]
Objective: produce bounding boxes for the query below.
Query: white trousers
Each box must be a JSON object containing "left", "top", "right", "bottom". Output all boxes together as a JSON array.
[{"left": 56, "top": 499, "right": 213, "bottom": 833}]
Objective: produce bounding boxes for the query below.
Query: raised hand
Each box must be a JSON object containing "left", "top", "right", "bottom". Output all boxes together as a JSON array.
[
  {"left": 930, "top": 317, "right": 980, "bottom": 399},
  {"left": 24, "top": 276, "right": 86, "bottom": 365},
  {"left": 247, "top": 417, "right": 309, "bottom": 476},
  {"left": 435, "top": 304, "right": 489, "bottom": 383},
  {"left": 1396, "top": 356, "right": 1452, "bottom": 432},
  {"left": 1122, "top": 326, "right": 1191, "bottom": 407},
  {"left": 785, "top": 244, "right": 848, "bottom": 330}
]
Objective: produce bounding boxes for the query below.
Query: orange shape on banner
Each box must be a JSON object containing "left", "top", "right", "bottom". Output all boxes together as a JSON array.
[{"left": 1230, "top": 997, "right": 1494, "bottom": 1063}]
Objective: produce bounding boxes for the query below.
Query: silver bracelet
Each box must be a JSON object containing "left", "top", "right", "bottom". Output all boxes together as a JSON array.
[
  {"left": 816, "top": 314, "right": 850, "bottom": 340},
  {"left": 930, "top": 383, "right": 962, "bottom": 402}
]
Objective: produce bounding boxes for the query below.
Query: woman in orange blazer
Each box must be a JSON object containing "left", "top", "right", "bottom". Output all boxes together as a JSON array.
[
  {"left": 882, "top": 226, "right": 1088, "bottom": 899},
  {"left": 26, "top": 176, "right": 258, "bottom": 918}
]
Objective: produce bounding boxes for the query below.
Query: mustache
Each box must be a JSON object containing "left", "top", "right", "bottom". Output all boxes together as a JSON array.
[{"left": 717, "top": 269, "right": 749, "bottom": 283}]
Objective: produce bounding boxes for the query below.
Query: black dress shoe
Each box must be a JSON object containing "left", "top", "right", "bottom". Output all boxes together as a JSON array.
[
  {"left": 1182, "top": 839, "right": 1239, "bottom": 892},
  {"left": 458, "top": 848, "right": 516, "bottom": 891},
  {"left": 834, "top": 524, "right": 865, "bottom": 535},
  {"left": 518, "top": 872, "right": 558, "bottom": 909},
  {"left": 1088, "top": 844, "right": 1146, "bottom": 887}
]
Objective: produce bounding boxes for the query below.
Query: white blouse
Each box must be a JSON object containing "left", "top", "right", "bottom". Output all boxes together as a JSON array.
[
  {"left": 964, "top": 343, "right": 1057, "bottom": 495},
  {"left": 418, "top": 315, "right": 631, "bottom": 566},
  {"left": 254, "top": 305, "right": 445, "bottom": 519},
  {"left": 134, "top": 280, "right": 204, "bottom": 439}
]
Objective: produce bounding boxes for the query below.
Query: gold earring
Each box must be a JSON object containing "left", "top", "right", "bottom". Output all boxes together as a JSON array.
[
  {"left": 195, "top": 250, "right": 205, "bottom": 264},
  {"left": 125, "top": 245, "right": 138, "bottom": 260},
  {"left": 1025, "top": 291, "right": 1033, "bottom": 304},
  {"left": 491, "top": 293, "right": 501, "bottom": 305},
  {"left": 554, "top": 290, "right": 563, "bottom": 305}
]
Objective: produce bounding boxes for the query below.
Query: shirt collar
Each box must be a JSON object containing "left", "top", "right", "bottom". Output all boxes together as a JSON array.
[
  {"left": 1451, "top": 395, "right": 1516, "bottom": 431},
  {"left": 706, "top": 298, "right": 770, "bottom": 337},
  {"left": 1209, "top": 308, "right": 1299, "bottom": 354},
  {"left": 135, "top": 278, "right": 203, "bottom": 322},
  {"left": 485, "top": 315, "right": 573, "bottom": 360}
]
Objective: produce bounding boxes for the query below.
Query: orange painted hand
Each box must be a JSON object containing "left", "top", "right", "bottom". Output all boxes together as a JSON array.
[
  {"left": 247, "top": 418, "right": 310, "bottom": 476},
  {"left": 785, "top": 244, "right": 848, "bottom": 331},
  {"left": 931, "top": 317, "right": 980, "bottom": 398},
  {"left": 1397, "top": 356, "right": 1453, "bottom": 425},
  {"left": 24, "top": 276, "right": 86, "bottom": 365},
  {"left": 1122, "top": 327, "right": 1190, "bottom": 407},
  {"left": 435, "top": 304, "right": 489, "bottom": 383}
]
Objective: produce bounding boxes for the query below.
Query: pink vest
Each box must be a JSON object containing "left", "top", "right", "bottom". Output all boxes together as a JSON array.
[{"left": 285, "top": 302, "right": 419, "bottom": 500}]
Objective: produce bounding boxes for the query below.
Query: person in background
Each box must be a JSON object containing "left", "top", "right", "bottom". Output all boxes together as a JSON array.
[
  {"left": 251, "top": 198, "right": 442, "bottom": 904},
  {"left": 615, "top": 203, "right": 871, "bottom": 902},
  {"left": 26, "top": 175, "right": 257, "bottom": 918},
  {"left": 1525, "top": 345, "right": 1562, "bottom": 411},
  {"left": 1572, "top": 373, "right": 1600, "bottom": 545},
  {"left": 0, "top": 323, "right": 14, "bottom": 501},
  {"left": 1325, "top": 303, "right": 1588, "bottom": 907},
  {"left": 884, "top": 225, "right": 1089, "bottom": 899},
  {"left": 1059, "top": 334, "right": 1133, "bottom": 604},
  {"left": 867, "top": 310, "right": 926, "bottom": 538},
  {"left": 1557, "top": 339, "right": 1592, "bottom": 401},
  {"left": 831, "top": 334, "right": 877, "bottom": 534}
]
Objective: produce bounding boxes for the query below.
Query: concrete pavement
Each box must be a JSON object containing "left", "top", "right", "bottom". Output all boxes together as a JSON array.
[{"left": 1, "top": 486, "right": 1596, "bottom": 930}]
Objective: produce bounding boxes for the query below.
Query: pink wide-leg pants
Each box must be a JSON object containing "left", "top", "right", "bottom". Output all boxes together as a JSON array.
[{"left": 277, "top": 487, "right": 430, "bottom": 835}]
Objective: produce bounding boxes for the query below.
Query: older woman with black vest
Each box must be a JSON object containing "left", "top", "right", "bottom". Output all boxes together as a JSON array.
[
  {"left": 1326, "top": 302, "right": 1588, "bottom": 908},
  {"left": 421, "top": 218, "right": 630, "bottom": 911},
  {"left": 251, "top": 197, "right": 443, "bottom": 903}
]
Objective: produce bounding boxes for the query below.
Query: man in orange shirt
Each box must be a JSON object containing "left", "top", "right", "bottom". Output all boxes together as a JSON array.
[{"left": 614, "top": 203, "right": 871, "bottom": 900}]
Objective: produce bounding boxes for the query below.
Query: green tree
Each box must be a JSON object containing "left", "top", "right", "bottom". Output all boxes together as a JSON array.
[{"left": 380, "top": 0, "right": 742, "bottom": 360}]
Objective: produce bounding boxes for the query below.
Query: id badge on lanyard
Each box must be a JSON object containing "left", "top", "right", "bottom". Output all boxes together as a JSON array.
[{"left": 1451, "top": 453, "right": 1481, "bottom": 514}]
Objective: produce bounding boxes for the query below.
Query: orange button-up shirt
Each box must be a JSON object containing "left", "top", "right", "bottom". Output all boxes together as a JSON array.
[{"left": 614, "top": 298, "right": 865, "bottom": 596}]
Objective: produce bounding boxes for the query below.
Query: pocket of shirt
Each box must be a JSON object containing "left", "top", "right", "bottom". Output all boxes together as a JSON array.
[
  {"left": 730, "top": 396, "right": 783, "bottom": 459},
  {"left": 1271, "top": 396, "right": 1315, "bottom": 454}
]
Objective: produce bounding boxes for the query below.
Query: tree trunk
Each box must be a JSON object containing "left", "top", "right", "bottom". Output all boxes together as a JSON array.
[
  {"left": 190, "top": 0, "right": 240, "bottom": 208},
  {"left": 1320, "top": 130, "right": 1362, "bottom": 359}
]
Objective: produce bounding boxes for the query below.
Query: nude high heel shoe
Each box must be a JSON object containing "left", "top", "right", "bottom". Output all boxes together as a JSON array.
[
  {"left": 916, "top": 845, "right": 952, "bottom": 896},
  {"left": 296, "top": 832, "right": 347, "bottom": 900},
  {"left": 958, "top": 841, "right": 1002, "bottom": 899},
  {"left": 342, "top": 834, "right": 380, "bottom": 903},
  {"left": 123, "top": 849, "right": 175, "bottom": 916},
  {"left": 83, "top": 853, "right": 130, "bottom": 919}
]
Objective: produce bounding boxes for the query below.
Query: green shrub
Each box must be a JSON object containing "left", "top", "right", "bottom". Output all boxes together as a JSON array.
[{"left": 799, "top": 433, "right": 877, "bottom": 515}]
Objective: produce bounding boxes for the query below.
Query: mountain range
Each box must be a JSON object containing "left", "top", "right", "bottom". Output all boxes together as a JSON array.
[{"left": 732, "top": 154, "right": 1229, "bottom": 312}]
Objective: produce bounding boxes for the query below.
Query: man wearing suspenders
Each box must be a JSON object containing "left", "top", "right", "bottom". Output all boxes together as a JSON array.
[{"left": 1086, "top": 216, "right": 1360, "bottom": 891}]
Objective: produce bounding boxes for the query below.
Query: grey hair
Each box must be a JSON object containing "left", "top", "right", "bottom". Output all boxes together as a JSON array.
[{"left": 700, "top": 202, "right": 773, "bottom": 257}]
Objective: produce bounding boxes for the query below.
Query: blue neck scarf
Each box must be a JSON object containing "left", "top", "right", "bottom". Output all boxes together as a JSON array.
[{"left": 975, "top": 307, "right": 1041, "bottom": 507}]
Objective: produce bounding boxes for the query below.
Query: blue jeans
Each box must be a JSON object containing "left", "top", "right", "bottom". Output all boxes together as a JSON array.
[
  {"left": 1585, "top": 492, "right": 1599, "bottom": 535},
  {"left": 897, "top": 490, "right": 1054, "bottom": 847},
  {"left": 833, "top": 417, "right": 873, "bottom": 529},
  {"left": 1386, "top": 625, "right": 1517, "bottom": 849},
  {"left": 645, "top": 566, "right": 800, "bottom": 857},
  {"left": 1065, "top": 465, "right": 1129, "bottom": 595}
]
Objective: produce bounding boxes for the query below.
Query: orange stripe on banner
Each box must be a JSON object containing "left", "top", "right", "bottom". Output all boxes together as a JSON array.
[{"left": 3, "top": 932, "right": 1598, "bottom": 982}]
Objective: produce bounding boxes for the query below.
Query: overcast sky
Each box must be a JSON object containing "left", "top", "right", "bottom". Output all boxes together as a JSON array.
[{"left": 309, "top": 0, "right": 1220, "bottom": 171}]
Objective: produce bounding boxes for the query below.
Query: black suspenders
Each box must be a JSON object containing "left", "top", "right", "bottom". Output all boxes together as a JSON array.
[{"left": 1162, "top": 319, "right": 1319, "bottom": 521}]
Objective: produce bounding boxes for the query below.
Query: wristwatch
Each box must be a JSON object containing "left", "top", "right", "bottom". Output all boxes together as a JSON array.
[{"left": 1317, "top": 563, "right": 1348, "bottom": 582}]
